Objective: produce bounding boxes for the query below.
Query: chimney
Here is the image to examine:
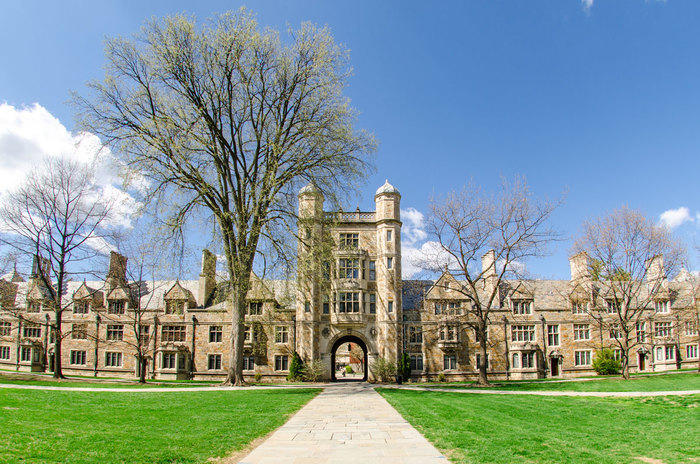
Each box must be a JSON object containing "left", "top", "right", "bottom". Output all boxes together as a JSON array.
[
  {"left": 106, "top": 251, "right": 127, "bottom": 288},
  {"left": 481, "top": 250, "right": 496, "bottom": 292},
  {"left": 31, "top": 255, "right": 50, "bottom": 279},
  {"left": 198, "top": 249, "right": 217, "bottom": 306},
  {"left": 569, "top": 252, "right": 589, "bottom": 281},
  {"left": 645, "top": 255, "right": 665, "bottom": 284}
]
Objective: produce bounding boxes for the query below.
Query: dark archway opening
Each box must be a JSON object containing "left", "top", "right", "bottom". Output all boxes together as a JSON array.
[{"left": 330, "top": 335, "right": 368, "bottom": 382}]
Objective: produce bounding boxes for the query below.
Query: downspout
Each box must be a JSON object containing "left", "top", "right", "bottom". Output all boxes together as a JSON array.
[
  {"left": 15, "top": 316, "right": 22, "bottom": 371},
  {"left": 151, "top": 315, "right": 158, "bottom": 378},
  {"left": 540, "top": 315, "right": 548, "bottom": 378},
  {"left": 44, "top": 313, "right": 49, "bottom": 371},
  {"left": 503, "top": 316, "right": 509, "bottom": 380},
  {"left": 190, "top": 315, "right": 197, "bottom": 379},
  {"left": 93, "top": 314, "right": 100, "bottom": 377}
]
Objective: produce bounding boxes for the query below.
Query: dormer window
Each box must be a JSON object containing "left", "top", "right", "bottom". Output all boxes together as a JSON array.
[
  {"left": 605, "top": 300, "right": 620, "bottom": 314},
  {"left": 512, "top": 300, "right": 532, "bottom": 315},
  {"left": 165, "top": 300, "right": 185, "bottom": 315},
  {"left": 654, "top": 300, "right": 670, "bottom": 314},
  {"left": 27, "top": 301, "right": 41, "bottom": 313},
  {"left": 74, "top": 300, "right": 90, "bottom": 314},
  {"left": 571, "top": 301, "right": 587, "bottom": 315},
  {"left": 339, "top": 233, "right": 359, "bottom": 249},
  {"left": 108, "top": 300, "right": 126, "bottom": 315},
  {"left": 248, "top": 301, "right": 263, "bottom": 316}
]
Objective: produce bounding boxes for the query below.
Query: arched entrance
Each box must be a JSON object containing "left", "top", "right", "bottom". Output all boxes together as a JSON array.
[{"left": 330, "top": 335, "right": 368, "bottom": 381}]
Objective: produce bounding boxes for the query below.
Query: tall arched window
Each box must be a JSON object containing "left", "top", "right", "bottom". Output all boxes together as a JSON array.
[{"left": 512, "top": 353, "right": 520, "bottom": 369}]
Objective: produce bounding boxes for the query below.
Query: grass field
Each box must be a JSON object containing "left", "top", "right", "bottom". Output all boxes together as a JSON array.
[
  {"left": 378, "top": 389, "right": 699, "bottom": 464},
  {"left": 0, "top": 387, "right": 320, "bottom": 464},
  {"left": 424, "top": 372, "right": 700, "bottom": 392}
]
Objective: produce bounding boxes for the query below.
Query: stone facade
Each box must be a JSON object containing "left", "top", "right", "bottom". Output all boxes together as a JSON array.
[{"left": 0, "top": 181, "right": 698, "bottom": 381}]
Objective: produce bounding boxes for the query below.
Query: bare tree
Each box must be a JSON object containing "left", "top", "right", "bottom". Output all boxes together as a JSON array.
[
  {"left": 0, "top": 158, "right": 112, "bottom": 378},
  {"left": 573, "top": 207, "right": 686, "bottom": 379},
  {"left": 417, "top": 177, "right": 561, "bottom": 386},
  {"left": 74, "top": 9, "right": 374, "bottom": 385}
]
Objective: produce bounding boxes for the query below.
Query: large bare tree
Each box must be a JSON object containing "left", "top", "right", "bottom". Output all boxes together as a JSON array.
[
  {"left": 573, "top": 207, "right": 686, "bottom": 379},
  {"left": 0, "top": 158, "right": 112, "bottom": 378},
  {"left": 74, "top": 9, "right": 375, "bottom": 384},
  {"left": 418, "top": 177, "right": 561, "bottom": 386}
]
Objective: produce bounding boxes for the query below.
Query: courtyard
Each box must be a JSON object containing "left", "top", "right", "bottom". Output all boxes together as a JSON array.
[{"left": 0, "top": 372, "right": 697, "bottom": 464}]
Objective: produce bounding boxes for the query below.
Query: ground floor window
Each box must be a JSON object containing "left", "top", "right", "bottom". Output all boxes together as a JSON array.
[
  {"left": 521, "top": 351, "right": 535, "bottom": 368},
  {"left": 162, "top": 352, "right": 176, "bottom": 369},
  {"left": 274, "top": 355, "right": 289, "bottom": 371},
  {"left": 664, "top": 345, "right": 676, "bottom": 361},
  {"left": 574, "top": 350, "right": 591, "bottom": 366},
  {"left": 409, "top": 353, "right": 423, "bottom": 371},
  {"left": 105, "top": 352, "right": 122, "bottom": 367},
  {"left": 70, "top": 350, "right": 87, "bottom": 365},
  {"left": 0, "top": 346, "right": 10, "bottom": 360},
  {"left": 476, "top": 353, "right": 489, "bottom": 369},
  {"left": 687, "top": 344, "right": 698, "bottom": 359},
  {"left": 243, "top": 355, "right": 255, "bottom": 371},
  {"left": 443, "top": 354, "right": 457, "bottom": 370},
  {"left": 20, "top": 346, "right": 32, "bottom": 362},
  {"left": 207, "top": 354, "right": 222, "bottom": 370}
]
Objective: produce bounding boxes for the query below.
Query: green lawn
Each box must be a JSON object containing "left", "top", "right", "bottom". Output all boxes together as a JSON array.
[
  {"left": 378, "top": 389, "right": 699, "bottom": 464},
  {"left": 0, "top": 387, "right": 320, "bottom": 464},
  {"left": 424, "top": 372, "right": 700, "bottom": 392}
]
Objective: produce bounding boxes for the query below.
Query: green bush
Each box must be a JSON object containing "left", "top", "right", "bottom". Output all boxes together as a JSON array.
[
  {"left": 302, "top": 360, "right": 326, "bottom": 382},
  {"left": 254, "top": 373, "right": 262, "bottom": 383},
  {"left": 398, "top": 352, "right": 411, "bottom": 382},
  {"left": 437, "top": 373, "right": 446, "bottom": 383},
  {"left": 344, "top": 365, "right": 354, "bottom": 374},
  {"left": 369, "top": 357, "right": 396, "bottom": 383},
  {"left": 287, "top": 351, "right": 304, "bottom": 381},
  {"left": 592, "top": 348, "right": 622, "bottom": 375}
]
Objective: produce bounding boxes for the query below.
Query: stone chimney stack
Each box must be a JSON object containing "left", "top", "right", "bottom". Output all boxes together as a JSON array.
[
  {"left": 31, "top": 255, "right": 50, "bottom": 279},
  {"left": 569, "top": 252, "right": 589, "bottom": 281},
  {"left": 481, "top": 250, "right": 496, "bottom": 291},
  {"left": 106, "top": 251, "right": 127, "bottom": 290},
  {"left": 198, "top": 249, "right": 217, "bottom": 306},
  {"left": 645, "top": 255, "right": 665, "bottom": 284}
]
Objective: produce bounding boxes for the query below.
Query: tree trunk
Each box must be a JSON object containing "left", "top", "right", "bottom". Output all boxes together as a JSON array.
[
  {"left": 621, "top": 340, "right": 630, "bottom": 380},
  {"left": 53, "top": 311, "right": 64, "bottom": 379},
  {"left": 476, "top": 330, "right": 490, "bottom": 386},
  {"left": 138, "top": 354, "right": 147, "bottom": 383},
  {"left": 222, "top": 287, "right": 247, "bottom": 386}
]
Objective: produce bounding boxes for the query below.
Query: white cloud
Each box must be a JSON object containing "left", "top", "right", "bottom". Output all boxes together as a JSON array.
[
  {"left": 401, "top": 207, "right": 427, "bottom": 246},
  {"left": 0, "top": 102, "right": 142, "bottom": 232},
  {"left": 581, "top": 0, "right": 594, "bottom": 10},
  {"left": 402, "top": 240, "right": 456, "bottom": 279},
  {"left": 659, "top": 207, "right": 693, "bottom": 229}
]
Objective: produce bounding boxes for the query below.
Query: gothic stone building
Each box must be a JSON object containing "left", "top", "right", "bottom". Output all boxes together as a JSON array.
[{"left": 0, "top": 181, "right": 698, "bottom": 381}]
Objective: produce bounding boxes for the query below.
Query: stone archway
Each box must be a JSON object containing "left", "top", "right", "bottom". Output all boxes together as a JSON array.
[{"left": 330, "top": 335, "right": 368, "bottom": 381}]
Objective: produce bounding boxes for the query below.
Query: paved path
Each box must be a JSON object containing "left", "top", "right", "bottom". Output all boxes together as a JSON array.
[
  {"left": 238, "top": 383, "right": 448, "bottom": 464},
  {"left": 0, "top": 383, "right": 326, "bottom": 393},
  {"left": 382, "top": 385, "right": 700, "bottom": 397}
]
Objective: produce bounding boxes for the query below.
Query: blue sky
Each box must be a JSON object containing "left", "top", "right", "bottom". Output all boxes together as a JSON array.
[{"left": 1, "top": 0, "right": 698, "bottom": 278}]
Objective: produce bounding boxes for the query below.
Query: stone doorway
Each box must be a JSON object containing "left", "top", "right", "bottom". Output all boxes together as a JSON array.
[{"left": 330, "top": 335, "right": 368, "bottom": 381}]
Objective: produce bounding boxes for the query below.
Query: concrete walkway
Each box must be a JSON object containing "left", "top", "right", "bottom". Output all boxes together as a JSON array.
[
  {"left": 238, "top": 382, "right": 448, "bottom": 464},
  {"left": 382, "top": 385, "right": 700, "bottom": 397},
  {"left": 0, "top": 383, "right": 326, "bottom": 393}
]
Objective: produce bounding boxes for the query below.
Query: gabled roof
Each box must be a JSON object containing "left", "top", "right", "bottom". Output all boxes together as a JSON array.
[
  {"left": 164, "top": 281, "right": 196, "bottom": 304},
  {"left": 72, "top": 282, "right": 103, "bottom": 303}
]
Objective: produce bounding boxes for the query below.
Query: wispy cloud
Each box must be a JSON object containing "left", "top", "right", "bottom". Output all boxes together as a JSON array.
[
  {"left": 0, "top": 103, "right": 143, "bottom": 232},
  {"left": 581, "top": 0, "right": 594, "bottom": 11},
  {"left": 659, "top": 206, "right": 694, "bottom": 229}
]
